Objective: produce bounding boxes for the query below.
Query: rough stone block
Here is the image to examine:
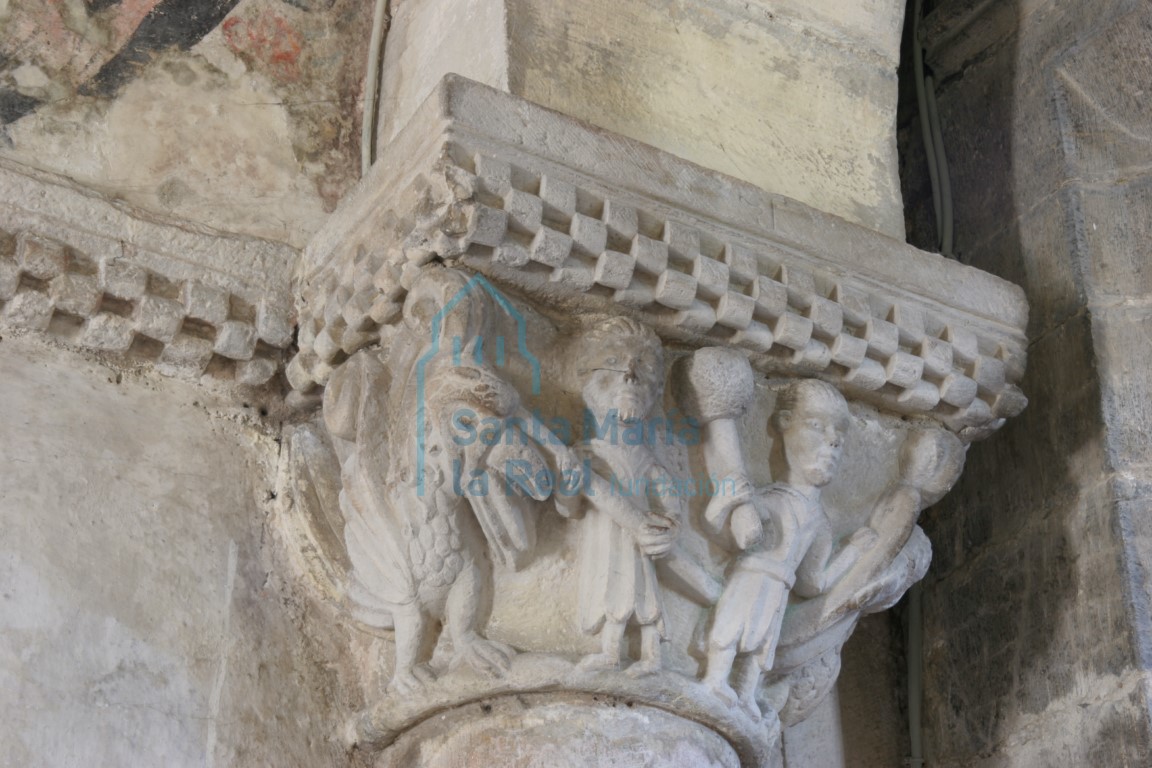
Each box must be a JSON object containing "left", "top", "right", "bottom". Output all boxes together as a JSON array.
[
  {"left": 235, "top": 357, "right": 279, "bottom": 387},
  {"left": 133, "top": 295, "right": 185, "bottom": 343},
  {"left": 889, "top": 303, "right": 926, "bottom": 346},
  {"left": 286, "top": 353, "right": 318, "bottom": 392},
  {"left": 663, "top": 220, "right": 700, "bottom": 259},
  {"left": 539, "top": 175, "right": 576, "bottom": 215},
  {"left": 614, "top": 283, "right": 655, "bottom": 308},
  {"left": 752, "top": 277, "right": 788, "bottom": 320},
  {"left": 183, "top": 281, "right": 229, "bottom": 325},
  {"left": 99, "top": 259, "right": 149, "bottom": 300},
  {"left": 654, "top": 270, "right": 696, "bottom": 310},
  {"left": 48, "top": 274, "right": 101, "bottom": 317},
  {"left": 494, "top": 242, "right": 531, "bottom": 267},
  {"left": 312, "top": 327, "right": 342, "bottom": 364},
  {"left": 603, "top": 200, "right": 638, "bottom": 240},
  {"left": 773, "top": 312, "right": 814, "bottom": 351},
  {"left": 570, "top": 214, "right": 608, "bottom": 255},
  {"left": 806, "top": 296, "right": 844, "bottom": 338},
  {"left": 829, "top": 284, "right": 872, "bottom": 326},
  {"left": 0, "top": 260, "right": 20, "bottom": 301},
  {"left": 897, "top": 380, "right": 941, "bottom": 410},
  {"left": 841, "top": 357, "right": 887, "bottom": 391},
  {"left": 466, "top": 204, "right": 508, "bottom": 247},
  {"left": 939, "top": 373, "right": 979, "bottom": 409},
  {"left": 863, "top": 318, "right": 900, "bottom": 359},
  {"left": 692, "top": 256, "right": 729, "bottom": 300},
  {"left": 673, "top": 300, "right": 717, "bottom": 334},
  {"left": 944, "top": 325, "right": 980, "bottom": 364},
  {"left": 214, "top": 321, "right": 258, "bottom": 361},
  {"left": 369, "top": 296, "right": 402, "bottom": 325},
  {"left": 715, "top": 291, "right": 755, "bottom": 330},
  {"left": 79, "top": 313, "right": 136, "bottom": 352},
  {"left": 475, "top": 154, "right": 512, "bottom": 196},
  {"left": 594, "top": 250, "right": 636, "bottom": 290},
  {"left": 919, "top": 337, "right": 955, "bottom": 379},
  {"left": 2, "top": 291, "right": 54, "bottom": 331},
  {"left": 504, "top": 189, "right": 543, "bottom": 233},
  {"left": 549, "top": 261, "right": 596, "bottom": 292},
  {"left": 723, "top": 244, "right": 758, "bottom": 286},
  {"left": 16, "top": 233, "right": 68, "bottom": 280},
  {"left": 630, "top": 235, "right": 668, "bottom": 275},
  {"left": 256, "top": 299, "right": 295, "bottom": 349},
  {"left": 885, "top": 351, "right": 925, "bottom": 389},
  {"left": 529, "top": 227, "right": 573, "bottom": 268},
  {"left": 157, "top": 335, "right": 215, "bottom": 377},
  {"left": 971, "top": 355, "right": 1007, "bottom": 394},
  {"left": 778, "top": 264, "right": 816, "bottom": 308},
  {"left": 731, "top": 321, "right": 774, "bottom": 353},
  {"left": 830, "top": 334, "right": 869, "bottom": 369}
]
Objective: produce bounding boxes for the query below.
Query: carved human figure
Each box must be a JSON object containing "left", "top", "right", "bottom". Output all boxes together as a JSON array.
[
  {"left": 822, "top": 427, "right": 964, "bottom": 620},
  {"left": 701, "top": 379, "right": 875, "bottom": 711},
  {"left": 566, "top": 316, "right": 683, "bottom": 676}
]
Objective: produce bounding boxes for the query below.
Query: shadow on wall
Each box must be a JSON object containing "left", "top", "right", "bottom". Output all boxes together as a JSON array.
[{"left": 898, "top": 0, "right": 1152, "bottom": 765}]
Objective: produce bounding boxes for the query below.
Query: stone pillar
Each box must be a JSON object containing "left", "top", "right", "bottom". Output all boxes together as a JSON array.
[
  {"left": 283, "top": 75, "right": 1029, "bottom": 767},
  {"left": 375, "top": 0, "right": 909, "bottom": 238},
  {"left": 902, "top": 0, "right": 1152, "bottom": 764}
]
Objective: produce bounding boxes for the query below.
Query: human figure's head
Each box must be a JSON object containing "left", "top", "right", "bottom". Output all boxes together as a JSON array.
[
  {"left": 579, "top": 316, "right": 664, "bottom": 424},
  {"left": 771, "top": 379, "right": 850, "bottom": 489}
]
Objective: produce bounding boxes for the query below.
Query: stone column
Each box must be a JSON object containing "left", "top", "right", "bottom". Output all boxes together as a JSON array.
[
  {"left": 283, "top": 75, "right": 1029, "bottom": 766},
  {"left": 374, "top": 0, "right": 909, "bottom": 239}
]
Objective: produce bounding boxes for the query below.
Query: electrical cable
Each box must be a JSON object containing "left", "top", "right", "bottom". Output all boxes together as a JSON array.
[{"left": 361, "top": 0, "right": 392, "bottom": 177}]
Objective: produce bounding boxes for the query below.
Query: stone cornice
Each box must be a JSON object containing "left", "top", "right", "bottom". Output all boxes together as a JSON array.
[
  {"left": 294, "top": 76, "right": 1028, "bottom": 439},
  {"left": 0, "top": 158, "right": 298, "bottom": 385}
]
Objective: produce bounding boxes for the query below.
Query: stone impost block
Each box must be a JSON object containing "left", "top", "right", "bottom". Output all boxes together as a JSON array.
[{"left": 296, "top": 76, "right": 1029, "bottom": 434}]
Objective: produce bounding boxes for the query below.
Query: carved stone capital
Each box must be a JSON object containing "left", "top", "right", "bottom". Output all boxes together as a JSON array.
[{"left": 283, "top": 76, "right": 1029, "bottom": 765}]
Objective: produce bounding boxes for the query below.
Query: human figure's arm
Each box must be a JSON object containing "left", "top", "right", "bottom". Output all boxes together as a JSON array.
[{"left": 793, "top": 522, "right": 877, "bottom": 598}]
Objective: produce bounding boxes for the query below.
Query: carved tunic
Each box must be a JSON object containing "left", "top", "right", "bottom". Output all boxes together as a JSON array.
[
  {"left": 710, "top": 484, "right": 824, "bottom": 658},
  {"left": 577, "top": 440, "right": 667, "bottom": 635}
]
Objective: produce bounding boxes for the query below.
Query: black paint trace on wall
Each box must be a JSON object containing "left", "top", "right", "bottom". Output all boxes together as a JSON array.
[{"left": 81, "top": 0, "right": 244, "bottom": 98}]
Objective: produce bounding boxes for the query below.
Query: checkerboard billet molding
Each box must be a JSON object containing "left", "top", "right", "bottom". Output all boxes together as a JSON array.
[
  {"left": 292, "top": 146, "right": 1027, "bottom": 439},
  {"left": 0, "top": 161, "right": 296, "bottom": 385}
]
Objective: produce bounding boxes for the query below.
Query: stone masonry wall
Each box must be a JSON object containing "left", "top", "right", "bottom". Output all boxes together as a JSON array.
[{"left": 901, "top": 0, "right": 1152, "bottom": 764}]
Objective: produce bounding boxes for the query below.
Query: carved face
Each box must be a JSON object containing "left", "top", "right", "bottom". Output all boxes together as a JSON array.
[
  {"left": 779, "top": 397, "right": 848, "bottom": 488},
  {"left": 581, "top": 337, "right": 663, "bottom": 424}
]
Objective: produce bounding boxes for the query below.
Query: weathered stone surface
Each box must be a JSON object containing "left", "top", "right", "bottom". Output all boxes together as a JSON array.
[
  {"left": 903, "top": 0, "right": 1152, "bottom": 764},
  {"left": 0, "top": 158, "right": 296, "bottom": 385},
  {"left": 298, "top": 76, "right": 1028, "bottom": 435},
  {"left": 0, "top": 0, "right": 373, "bottom": 247},
  {"left": 375, "top": 695, "right": 741, "bottom": 768},
  {"left": 377, "top": 0, "right": 909, "bottom": 238},
  {"left": 0, "top": 333, "right": 345, "bottom": 767}
]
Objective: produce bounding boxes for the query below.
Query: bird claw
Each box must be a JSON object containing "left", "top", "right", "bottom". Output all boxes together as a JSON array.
[
  {"left": 388, "top": 664, "right": 437, "bottom": 694},
  {"left": 454, "top": 636, "right": 515, "bottom": 677}
]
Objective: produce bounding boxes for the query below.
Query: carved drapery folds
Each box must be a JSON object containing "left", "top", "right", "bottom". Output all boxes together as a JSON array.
[{"left": 283, "top": 76, "right": 1029, "bottom": 766}]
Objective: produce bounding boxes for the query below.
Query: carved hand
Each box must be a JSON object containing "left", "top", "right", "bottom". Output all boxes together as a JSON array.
[
  {"left": 637, "top": 514, "right": 680, "bottom": 558},
  {"left": 730, "top": 503, "right": 765, "bottom": 550}
]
